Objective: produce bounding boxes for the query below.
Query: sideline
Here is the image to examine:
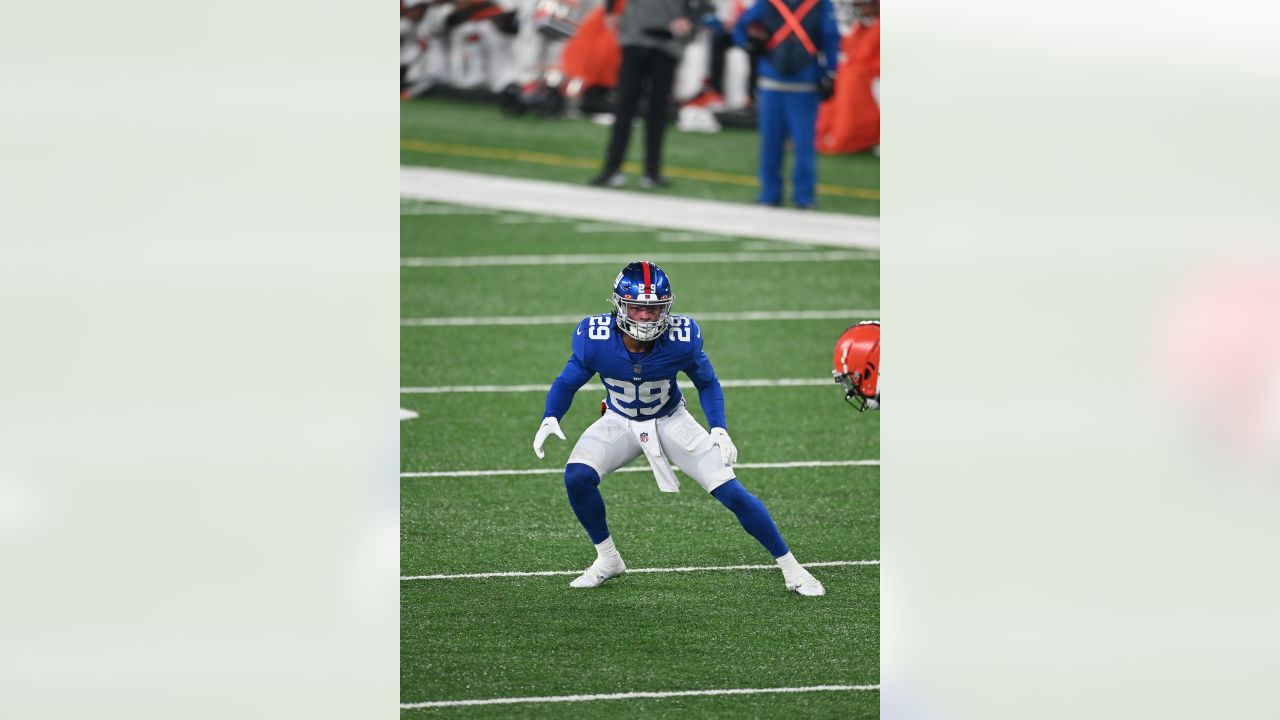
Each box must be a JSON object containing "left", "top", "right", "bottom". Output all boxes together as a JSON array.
[{"left": 400, "top": 166, "right": 879, "bottom": 249}]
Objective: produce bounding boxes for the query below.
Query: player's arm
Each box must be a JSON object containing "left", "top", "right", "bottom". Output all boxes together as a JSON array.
[
  {"left": 534, "top": 319, "right": 597, "bottom": 459},
  {"left": 681, "top": 320, "right": 736, "bottom": 465},
  {"left": 733, "top": 1, "right": 765, "bottom": 52},
  {"left": 819, "top": 0, "right": 840, "bottom": 75}
]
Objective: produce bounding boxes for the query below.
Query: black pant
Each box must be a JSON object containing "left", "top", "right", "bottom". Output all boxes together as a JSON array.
[{"left": 602, "top": 45, "right": 678, "bottom": 177}]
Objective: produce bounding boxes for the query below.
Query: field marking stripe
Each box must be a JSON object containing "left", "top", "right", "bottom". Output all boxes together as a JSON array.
[
  {"left": 400, "top": 138, "right": 880, "bottom": 201},
  {"left": 401, "top": 684, "right": 879, "bottom": 709},
  {"left": 401, "top": 560, "right": 879, "bottom": 581},
  {"left": 401, "top": 167, "right": 878, "bottom": 249},
  {"left": 400, "top": 377, "right": 837, "bottom": 394},
  {"left": 401, "top": 459, "right": 879, "bottom": 478},
  {"left": 401, "top": 309, "right": 879, "bottom": 326},
  {"left": 401, "top": 250, "right": 876, "bottom": 267}
]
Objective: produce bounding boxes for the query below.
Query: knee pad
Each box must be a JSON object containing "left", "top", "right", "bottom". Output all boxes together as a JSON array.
[{"left": 564, "top": 463, "right": 601, "bottom": 493}]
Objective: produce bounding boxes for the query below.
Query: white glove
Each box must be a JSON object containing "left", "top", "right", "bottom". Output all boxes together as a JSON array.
[
  {"left": 709, "top": 427, "right": 737, "bottom": 466},
  {"left": 533, "top": 416, "right": 565, "bottom": 459},
  {"left": 866, "top": 392, "right": 880, "bottom": 411}
]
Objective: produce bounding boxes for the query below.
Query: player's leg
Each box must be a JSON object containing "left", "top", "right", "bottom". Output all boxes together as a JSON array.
[
  {"left": 658, "top": 407, "right": 825, "bottom": 596},
  {"left": 564, "top": 411, "right": 642, "bottom": 587},
  {"left": 710, "top": 480, "right": 823, "bottom": 595},
  {"left": 642, "top": 48, "right": 678, "bottom": 180},
  {"left": 597, "top": 45, "right": 645, "bottom": 182},
  {"left": 787, "top": 89, "right": 820, "bottom": 207},
  {"left": 755, "top": 88, "right": 785, "bottom": 205},
  {"left": 709, "top": 479, "right": 787, "bottom": 558}
]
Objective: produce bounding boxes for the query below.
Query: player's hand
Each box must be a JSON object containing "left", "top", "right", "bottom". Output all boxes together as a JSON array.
[
  {"left": 669, "top": 17, "right": 693, "bottom": 37},
  {"left": 743, "top": 21, "right": 768, "bottom": 54},
  {"left": 533, "top": 416, "right": 566, "bottom": 459},
  {"left": 817, "top": 72, "right": 836, "bottom": 101},
  {"left": 605, "top": 13, "right": 619, "bottom": 34},
  {"left": 866, "top": 392, "right": 880, "bottom": 411},
  {"left": 709, "top": 427, "right": 737, "bottom": 466}
]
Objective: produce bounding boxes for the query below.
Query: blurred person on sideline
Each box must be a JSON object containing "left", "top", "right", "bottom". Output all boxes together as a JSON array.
[
  {"left": 734, "top": 0, "right": 839, "bottom": 208},
  {"left": 589, "top": 0, "right": 707, "bottom": 189},
  {"left": 401, "top": 0, "right": 430, "bottom": 90},
  {"left": 687, "top": 0, "right": 757, "bottom": 110}
]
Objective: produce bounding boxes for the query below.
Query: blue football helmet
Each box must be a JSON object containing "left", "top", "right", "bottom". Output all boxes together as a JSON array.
[{"left": 610, "top": 261, "right": 675, "bottom": 341}]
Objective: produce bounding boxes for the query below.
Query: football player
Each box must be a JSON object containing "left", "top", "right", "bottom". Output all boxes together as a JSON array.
[
  {"left": 832, "top": 320, "right": 879, "bottom": 410},
  {"left": 533, "top": 261, "right": 826, "bottom": 596}
]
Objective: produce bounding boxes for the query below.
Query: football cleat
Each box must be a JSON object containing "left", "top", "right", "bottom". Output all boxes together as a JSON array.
[
  {"left": 785, "top": 569, "right": 826, "bottom": 597},
  {"left": 640, "top": 174, "right": 671, "bottom": 189},
  {"left": 832, "top": 321, "right": 880, "bottom": 411},
  {"left": 610, "top": 261, "right": 674, "bottom": 341},
  {"left": 569, "top": 557, "right": 626, "bottom": 588}
]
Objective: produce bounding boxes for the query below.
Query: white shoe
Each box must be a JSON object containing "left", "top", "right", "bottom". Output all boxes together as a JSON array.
[
  {"left": 786, "top": 569, "right": 826, "bottom": 597},
  {"left": 569, "top": 557, "right": 626, "bottom": 588}
]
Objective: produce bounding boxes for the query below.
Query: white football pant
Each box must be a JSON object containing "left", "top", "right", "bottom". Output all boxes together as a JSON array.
[{"left": 567, "top": 401, "right": 735, "bottom": 492}]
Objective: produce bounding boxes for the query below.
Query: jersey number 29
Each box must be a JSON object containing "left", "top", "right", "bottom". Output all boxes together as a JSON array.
[
  {"left": 588, "top": 316, "right": 611, "bottom": 340},
  {"left": 602, "top": 378, "right": 670, "bottom": 417},
  {"left": 668, "top": 316, "right": 691, "bottom": 342}
]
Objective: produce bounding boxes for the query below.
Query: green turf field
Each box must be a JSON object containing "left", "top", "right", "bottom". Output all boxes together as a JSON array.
[
  {"left": 401, "top": 199, "right": 879, "bottom": 717},
  {"left": 401, "top": 99, "right": 880, "bottom": 216}
]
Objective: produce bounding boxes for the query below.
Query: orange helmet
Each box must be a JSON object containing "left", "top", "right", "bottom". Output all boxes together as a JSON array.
[{"left": 832, "top": 321, "right": 880, "bottom": 410}]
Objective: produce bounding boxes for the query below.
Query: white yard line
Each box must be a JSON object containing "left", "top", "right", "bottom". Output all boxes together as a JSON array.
[
  {"left": 402, "top": 559, "right": 878, "bottom": 581},
  {"left": 401, "top": 684, "right": 879, "bottom": 709},
  {"left": 399, "top": 378, "right": 836, "bottom": 394},
  {"left": 574, "top": 222, "right": 653, "bottom": 233},
  {"left": 401, "top": 250, "right": 875, "bottom": 267},
  {"left": 401, "top": 166, "right": 879, "bottom": 249},
  {"left": 656, "top": 231, "right": 723, "bottom": 243},
  {"left": 401, "top": 309, "right": 878, "bottom": 327},
  {"left": 401, "top": 459, "right": 879, "bottom": 478}
]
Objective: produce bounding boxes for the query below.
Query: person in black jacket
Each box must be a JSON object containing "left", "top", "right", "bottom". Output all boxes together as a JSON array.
[{"left": 589, "top": 0, "right": 700, "bottom": 189}]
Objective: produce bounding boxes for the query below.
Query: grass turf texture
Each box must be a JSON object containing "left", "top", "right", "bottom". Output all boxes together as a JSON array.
[
  {"left": 401, "top": 201, "right": 878, "bottom": 715},
  {"left": 401, "top": 98, "right": 880, "bottom": 216},
  {"left": 400, "top": 201, "right": 836, "bottom": 257},
  {"left": 400, "top": 692, "right": 879, "bottom": 720},
  {"left": 400, "top": 203, "right": 879, "bottom": 320}
]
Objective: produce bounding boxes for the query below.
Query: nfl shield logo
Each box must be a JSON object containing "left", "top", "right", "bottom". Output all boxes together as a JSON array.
[{"left": 640, "top": 432, "right": 649, "bottom": 443}]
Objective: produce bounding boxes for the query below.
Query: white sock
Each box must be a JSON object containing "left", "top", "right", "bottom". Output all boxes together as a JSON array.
[
  {"left": 775, "top": 551, "right": 804, "bottom": 580},
  {"left": 595, "top": 536, "right": 621, "bottom": 563}
]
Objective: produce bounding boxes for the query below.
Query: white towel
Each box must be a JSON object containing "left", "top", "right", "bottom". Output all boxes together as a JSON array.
[{"left": 629, "top": 418, "right": 680, "bottom": 492}]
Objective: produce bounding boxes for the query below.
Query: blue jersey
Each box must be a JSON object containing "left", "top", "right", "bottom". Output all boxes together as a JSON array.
[{"left": 543, "top": 314, "right": 728, "bottom": 429}]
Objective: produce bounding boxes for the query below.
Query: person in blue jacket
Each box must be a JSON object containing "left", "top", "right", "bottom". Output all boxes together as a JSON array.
[{"left": 734, "top": 0, "right": 841, "bottom": 208}]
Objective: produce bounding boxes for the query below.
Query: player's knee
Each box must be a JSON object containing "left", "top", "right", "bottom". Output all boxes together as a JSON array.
[
  {"left": 711, "top": 479, "right": 753, "bottom": 512},
  {"left": 564, "top": 463, "right": 601, "bottom": 494}
]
